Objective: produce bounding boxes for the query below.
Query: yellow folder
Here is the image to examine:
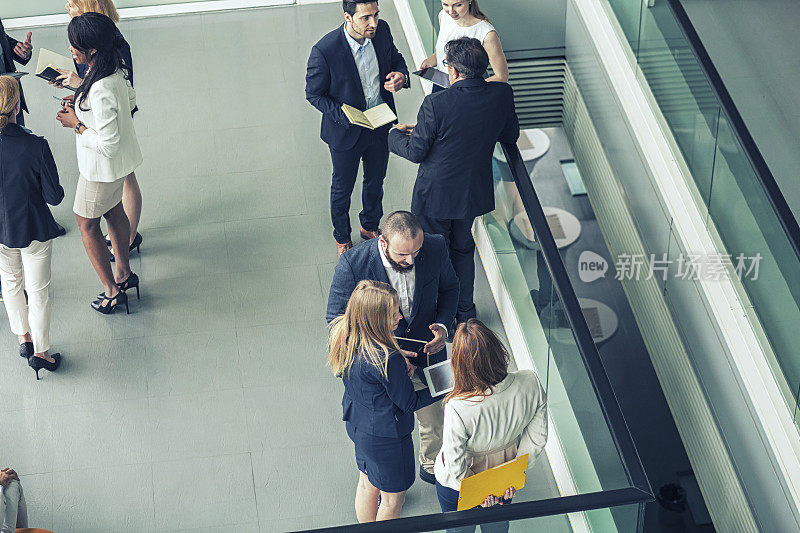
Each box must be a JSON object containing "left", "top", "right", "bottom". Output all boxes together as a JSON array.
[{"left": 456, "top": 454, "right": 529, "bottom": 511}]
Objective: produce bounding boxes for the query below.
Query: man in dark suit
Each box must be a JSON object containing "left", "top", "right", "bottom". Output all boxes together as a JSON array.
[
  {"left": 306, "top": 0, "right": 410, "bottom": 257},
  {"left": 327, "top": 210, "right": 459, "bottom": 484},
  {"left": 389, "top": 37, "right": 519, "bottom": 324},
  {"left": 0, "top": 19, "right": 32, "bottom": 126}
]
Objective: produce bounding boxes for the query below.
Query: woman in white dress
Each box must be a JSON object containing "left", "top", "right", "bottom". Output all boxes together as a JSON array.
[
  {"left": 419, "top": 0, "right": 508, "bottom": 86},
  {"left": 56, "top": 12, "right": 141, "bottom": 314}
]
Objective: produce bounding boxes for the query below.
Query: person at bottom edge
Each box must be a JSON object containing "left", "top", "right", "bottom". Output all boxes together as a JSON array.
[
  {"left": 329, "top": 280, "right": 439, "bottom": 522},
  {"left": 435, "top": 319, "right": 548, "bottom": 533}
]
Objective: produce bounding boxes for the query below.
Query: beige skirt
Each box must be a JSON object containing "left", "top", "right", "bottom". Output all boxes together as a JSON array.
[{"left": 73, "top": 175, "right": 125, "bottom": 219}]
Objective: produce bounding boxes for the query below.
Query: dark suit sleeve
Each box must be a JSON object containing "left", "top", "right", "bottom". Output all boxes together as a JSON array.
[
  {"left": 434, "top": 238, "right": 459, "bottom": 328},
  {"left": 38, "top": 139, "right": 64, "bottom": 206},
  {"left": 305, "top": 45, "right": 350, "bottom": 126},
  {"left": 388, "top": 96, "right": 436, "bottom": 163},
  {"left": 326, "top": 254, "right": 358, "bottom": 323},
  {"left": 499, "top": 86, "right": 520, "bottom": 144},
  {"left": 8, "top": 36, "right": 31, "bottom": 66},
  {"left": 383, "top": 352, "right": 437, "bottom": 413}
]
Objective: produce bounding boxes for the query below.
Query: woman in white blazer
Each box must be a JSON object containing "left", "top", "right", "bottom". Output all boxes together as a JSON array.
[
  {"left": 57, "top": 12, "right": 141, "bottom": 315},
  {"left": 434, "top": 319, "right": 548, "bottom": 533}
]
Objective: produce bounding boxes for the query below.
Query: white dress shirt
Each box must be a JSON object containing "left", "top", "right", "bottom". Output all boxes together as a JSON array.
[
  {"left": 434, "top": 370, "right": 548, "bottom": 491},
  {"left": 75, "top": 70, "right": 142, "bottom": 183},
  {"left": 378, "top": 239, "right": 415, "bottom": 319},
  {"left": 343, "top": 24, "right": 383, "bottom": 109}
]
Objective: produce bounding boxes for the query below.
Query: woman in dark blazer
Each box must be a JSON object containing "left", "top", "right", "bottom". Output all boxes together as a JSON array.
[
  {"left": 329, "top": 280, "right": 438, "bottom": 522},
  {"left": 58, "top": 0, "right": 143, "bottom": 258},
  {"left": 0, "top": 77, "right": 64, "bottom": 379}
]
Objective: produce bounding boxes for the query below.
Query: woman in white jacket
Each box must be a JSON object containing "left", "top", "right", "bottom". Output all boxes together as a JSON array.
[
  {"left": 435, "top": 319, "right": 548, "bottom": 533},
  {"left": 57, "top": 12, "right": 141, "bottom": 314}
]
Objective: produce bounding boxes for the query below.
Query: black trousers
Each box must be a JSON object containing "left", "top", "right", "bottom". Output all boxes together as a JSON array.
[
  {"left": 328, "top": 129, "right": 390, "bottom": 244},
  {"left": 417, "top": 215, "right": 477, "bottom": 323}
]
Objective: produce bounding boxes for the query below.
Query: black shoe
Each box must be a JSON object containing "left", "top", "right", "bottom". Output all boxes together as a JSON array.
[
  {"left": 419, "top": 467, "right": 436, "bottom": 485},
  {"left": 19, "top": 341, "right": 34, "bottom": 358},
  {"left": 28, "top": 353, "right": 61, "bottom": 380},
  {"left": 91, "top": 290, "right": 129, "bottom": 315},
  {"left": 108, "top": 233, "right": 143, "bottom": 262},
  {"left": 117, "top": 272, "right": 140, "bottom": 300}
]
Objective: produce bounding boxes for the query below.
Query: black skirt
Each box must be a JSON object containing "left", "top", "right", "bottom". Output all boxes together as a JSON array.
[{"left": 346, "top": 422, "right": 416, "bottom": 493}]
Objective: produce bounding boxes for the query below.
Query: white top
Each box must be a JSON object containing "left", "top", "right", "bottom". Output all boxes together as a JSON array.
[
  {"left": 378, "top": 239, "right": 415, "bottom": 319},
  {"left": 435, "top": 10, "right": 496, "bottom": 74},
  {"left": 434, "top": 370, "right": 548, "bottom": 491},
  {"left": 75, "top": 70, "right": 142, "bottom": 183}
]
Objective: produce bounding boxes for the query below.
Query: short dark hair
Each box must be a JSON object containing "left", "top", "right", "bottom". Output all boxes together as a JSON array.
[
  {"left": 343, "top": 0, "right": 377, "bottom": 16},
  {"left": 445, "top": 37, "right": 489, "bottom": 79},
  {"left": 382, "top": 211, "right": 422, "bottom": 241}
]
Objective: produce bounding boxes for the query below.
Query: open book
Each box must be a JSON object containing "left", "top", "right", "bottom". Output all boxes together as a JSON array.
[
  {"left": 35, "top": 48, "right": 78, "bottom": 90},
  {"left": 342, "top": 103, "right": 396, "bottom": 129}
]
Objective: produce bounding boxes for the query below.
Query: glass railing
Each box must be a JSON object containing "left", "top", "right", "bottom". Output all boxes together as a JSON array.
[
  {"left": 605, "top": 0, "right": 800, "bottom": 423},
  {"left": 296, "top": 141, "right": 652, "bottom": 532}
]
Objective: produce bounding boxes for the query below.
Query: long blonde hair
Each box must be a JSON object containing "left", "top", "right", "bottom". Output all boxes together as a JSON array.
[
  {"left": 0, "top": 77, "right": 21, "bottom": 130},
  {"left": 469, "top": 0, "right": 490, "bottom": 21},
  {"left": 70, "top": 0, "right": 120, "bottom": 22},
  {"left": 329, "top": 280, "right": 402, "bottom": 380}
]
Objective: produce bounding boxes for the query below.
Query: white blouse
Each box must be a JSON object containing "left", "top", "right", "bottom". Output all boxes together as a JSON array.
[
  {"left": 75, "top": 70, "right": 142, "bottom": 183},
  {"left": 435, "top": 10, "right": 496, "bottom": 74},
  {"left": 434, "top": 370, "right": 548, "bottom": 491}
]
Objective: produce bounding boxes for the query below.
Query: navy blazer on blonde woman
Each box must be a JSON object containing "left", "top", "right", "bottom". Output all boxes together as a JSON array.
[
  {"left": 342, "top": 349, "right": 436, "bottom": 439},
  {"left": 0, "top": 124, "right": 64, "bottom": 248}
]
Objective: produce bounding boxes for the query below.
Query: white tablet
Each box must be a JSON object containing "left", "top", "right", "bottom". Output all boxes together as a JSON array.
[{"left": 423, "top": 359, "right": 455, "bottom": 397}]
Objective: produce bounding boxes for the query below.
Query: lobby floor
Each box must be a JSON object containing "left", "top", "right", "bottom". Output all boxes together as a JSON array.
[{"left": 0, "top": 3, "right": 563, "bottom": 532}]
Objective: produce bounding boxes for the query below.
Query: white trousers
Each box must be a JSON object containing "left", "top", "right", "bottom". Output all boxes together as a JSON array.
[
  {"left": 0, "top": 239, "right": 53, "bottom": 353},
  {"left": 0, "top": 480, "right": 28, "bottom": 533}
]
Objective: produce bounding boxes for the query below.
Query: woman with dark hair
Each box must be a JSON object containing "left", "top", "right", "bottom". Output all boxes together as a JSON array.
[
  {"left": 56, "top": 11, "right": 141, "bottom": 314},
  {"left": 58, "top": 0, "right": 144, "bottom": 260},
  {"left": 434, "top": 319, "right": 547, "bottom": 533},
  {"left": 418, "top": 0, "right": 508, "bottom": 90}
]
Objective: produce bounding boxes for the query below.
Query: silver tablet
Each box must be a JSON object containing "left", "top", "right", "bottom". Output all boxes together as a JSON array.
[{"left": 423, "top": 359, "right": 455, "bottom": 397}]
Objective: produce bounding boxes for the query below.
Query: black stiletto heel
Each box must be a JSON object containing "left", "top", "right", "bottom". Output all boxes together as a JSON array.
[
  {"left": 108, "top": 233, "right": 142, "bottom": 262},
  {"left": 28, "top": 353, "right": 61, "bottom": 380},
  {"left": 19, "top": 341, "right": 34, "bottom": 359},
  {"left": 117, "top": 272, "right": 140, "bottom": 300},
  {"left": 91, "top": 290, "right": 129, "bottom": 314}
]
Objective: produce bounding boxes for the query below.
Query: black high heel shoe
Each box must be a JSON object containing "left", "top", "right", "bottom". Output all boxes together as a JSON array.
[
  {"left": 19, "top": 341, "right": 34, "bottom": 358},
  {"left": 29, "top": 353, "right": 61, "bottom": 380},
  {"left": 108, "top": 233, "right": 143, "bottom": 262},
  {"left": 117, "top": 272, "right": 140, "bottom": 300},
  {"left": 91, "top": 290, "right": 129, "bottom": 315},
  {"left": 97, "top": 272, "right": 141, "bottom": 300}
]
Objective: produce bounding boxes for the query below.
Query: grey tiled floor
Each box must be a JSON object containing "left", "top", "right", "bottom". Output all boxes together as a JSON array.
[{"left": 1, "top": 3, "right": 564, "bottom": 532}]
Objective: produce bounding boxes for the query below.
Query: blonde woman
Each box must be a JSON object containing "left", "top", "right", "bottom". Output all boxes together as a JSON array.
[
  {"left": 329, "top": 280, "right": 438, "bottom": 522},
  {"left": 59, "top": 0, "right": 143, "bottom": 259},
  {"left": 419, "top": 0, "right": 508, "bottom": 87},
  {"left": 0, "top": 77, "right": 64, "bottom": 379},
  {"left": 435, "top": 319, "right": 547, "bottom": 533}
]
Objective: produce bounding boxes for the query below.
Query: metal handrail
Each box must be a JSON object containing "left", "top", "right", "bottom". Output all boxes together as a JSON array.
[
  {"left": 665, "top": 0, "right": 800, "bottom": 264},
  {"left": 296, "top": 142, "right": 652, "bottom": 533}
]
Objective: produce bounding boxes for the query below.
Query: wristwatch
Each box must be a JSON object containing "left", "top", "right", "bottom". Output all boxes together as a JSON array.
[{"left": 75, "top": 121, "right": 86, "bottom": 134}]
